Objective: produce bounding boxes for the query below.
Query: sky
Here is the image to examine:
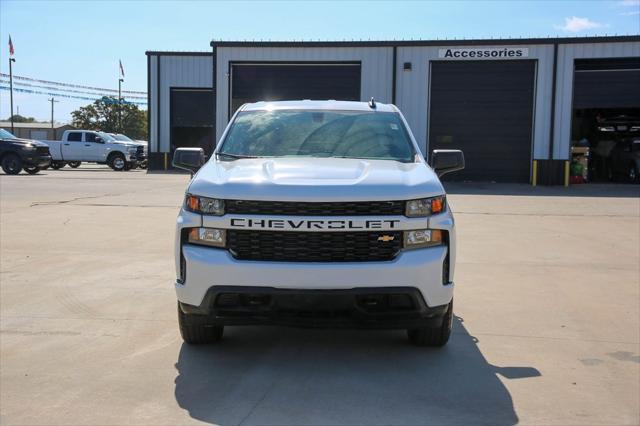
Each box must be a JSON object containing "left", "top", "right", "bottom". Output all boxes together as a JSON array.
[{"left": 0, "top": 0, "right": 638, "bottom": 123}]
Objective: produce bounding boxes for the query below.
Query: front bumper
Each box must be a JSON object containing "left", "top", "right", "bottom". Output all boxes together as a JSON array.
[
  {"left": 23, "top": 154, "right": 51, "bottom": 168},
  {"left": 179, "top": 286, "right": 449, "bottom": 328},
  {"left": 176, "top": 243, "right": 453, "bottom": 312}
]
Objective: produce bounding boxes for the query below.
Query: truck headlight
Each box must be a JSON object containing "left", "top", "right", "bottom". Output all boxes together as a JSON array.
[
  {"left": 404, "top": 229, "right": 444, "bottom": 249},
  {"left": 187, "top": 227, "right": 226, "bottom": 248},
  {"left": 185, "top": 195, "right": 225, "bottom": 215},
  {"left": 405, "top": 196, "right": 445, "bottom": 217}
]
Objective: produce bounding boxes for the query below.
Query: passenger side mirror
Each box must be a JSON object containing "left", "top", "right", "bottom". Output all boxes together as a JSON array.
[
  {"left": 173, "top": 148, "right": 205, "bottom": 174},
  {"left": 431, "top": 149, "right": 465, "bottom": 178},
  {"left": 95, "top": 137, "right": 104, "bottom": 143}
]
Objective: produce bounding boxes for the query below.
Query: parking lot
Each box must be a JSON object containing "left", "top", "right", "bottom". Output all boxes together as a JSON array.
[{"left": 0, "top": 166, "right": 639, "bottom": 426}]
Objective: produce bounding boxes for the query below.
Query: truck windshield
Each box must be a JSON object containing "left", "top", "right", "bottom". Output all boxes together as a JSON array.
[
  {"left": 97, "top": 132, "right": 116, "bottom": 142},
  {"left": 111, "top": 134, "right": 134, "bottom": 142},
  {"left": 0, "top": 129, "right": 17, "bottom": 139},
  {"left": 218, "top": 110, "right": 416, "bottom": 162}
]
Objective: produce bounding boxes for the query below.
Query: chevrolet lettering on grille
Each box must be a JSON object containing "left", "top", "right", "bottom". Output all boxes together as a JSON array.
[{"left": 229, "top": 218, "right": 401, "bottom": 230}]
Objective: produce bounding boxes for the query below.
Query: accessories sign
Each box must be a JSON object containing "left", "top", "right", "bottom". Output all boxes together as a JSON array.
[{"left": 438, "top": 47, "right": 529, "bottom": 59}]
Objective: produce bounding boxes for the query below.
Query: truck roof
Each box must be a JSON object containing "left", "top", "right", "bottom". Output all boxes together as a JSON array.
[{"left": 240, "top": 100, "right": 398, "bottom": 113}]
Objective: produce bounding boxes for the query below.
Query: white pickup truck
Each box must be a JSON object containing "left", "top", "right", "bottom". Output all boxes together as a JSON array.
[
  {"left": 41, "top": 130, "right": 143, "bottom": 171},
  {"left": 172, "top": 100, "right": 465, "bottom": 347}
]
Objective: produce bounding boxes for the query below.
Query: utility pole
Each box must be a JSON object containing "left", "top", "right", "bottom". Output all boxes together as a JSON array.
[
  {"left": 49, "top": 98, "right": 59, "bottom": 139},
  {"left": 9, "top": 56, "right": 16, "bottom": 133},
  {"left": 118, "top": 77, "right": 124, "bottom": 132}
]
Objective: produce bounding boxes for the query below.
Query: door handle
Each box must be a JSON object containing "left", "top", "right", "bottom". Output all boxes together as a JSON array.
[
  {"left": 85, "top": 144, "right": 91, "bottom": 147},
  {"left": 64, "top": 143, "right": 70, "bottom": 146}
]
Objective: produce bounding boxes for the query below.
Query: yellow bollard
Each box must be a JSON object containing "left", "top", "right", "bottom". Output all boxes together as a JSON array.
[
  {"left": 532, "top": 160, "right": 538, "bottom": 187},
  {"left": 564, "top": 160, "right": 570, "bottom": 187}
]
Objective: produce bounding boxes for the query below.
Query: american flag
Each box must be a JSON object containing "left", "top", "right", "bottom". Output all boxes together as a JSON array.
[{"left": 8, "top": 35, "right": 14, "bottom": 57}]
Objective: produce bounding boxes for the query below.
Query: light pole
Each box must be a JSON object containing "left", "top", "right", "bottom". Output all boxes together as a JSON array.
[
  {"left": 49, "top": 98, "right": 59, "bottom": 139},
  {"left": 118, "top": 78, "right": 124, "bottom": 132},
  {"left": 9, "top": 57, "right": 16, "bottom": 133}
]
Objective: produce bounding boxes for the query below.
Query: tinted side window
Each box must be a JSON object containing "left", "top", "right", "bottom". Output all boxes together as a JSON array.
[
  {"left": 85, "top": 133, "right": 97, "bottom": 143},
  {"left": 67, "top": 132, "right": 82, "bottom": 142}
]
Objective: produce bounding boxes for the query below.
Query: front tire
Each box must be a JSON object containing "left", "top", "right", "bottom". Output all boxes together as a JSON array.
[
  {"left": 24, "top": 166, "right": 40, "bottom": 175},
  {"left": 1, "top": 154, "right": 23, "bottom": 175},
  {"left": 407, "top": 300, "right": 453, "bottom": 347},
  {"left": 68, "top": 161, "right": 81, "bottom": 168},
  {"left": 108, "top": 153, "right": 126, "bottom": 171},
  {"left": 178, "top": 303, "right": 224, "bottom": 344}
]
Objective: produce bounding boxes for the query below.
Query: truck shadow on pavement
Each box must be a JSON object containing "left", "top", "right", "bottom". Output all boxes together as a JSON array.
[{"left": 174, "top": 316, "right": 540, "bottom": 426}]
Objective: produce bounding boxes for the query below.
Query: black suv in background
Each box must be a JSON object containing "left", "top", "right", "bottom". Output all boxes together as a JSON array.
[{"left": 0, "top": 129, "right": 52, "bottom": 175}]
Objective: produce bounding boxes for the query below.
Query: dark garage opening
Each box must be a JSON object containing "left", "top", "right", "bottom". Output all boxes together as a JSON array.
[
  {"left": 428, "top": 60, "right": 536, "bottom": 182},
  {"left": 230, "top": 63, "right": 361, "bottom": 116},
  {"left": 570, "top": 58, "right": 640, "bottom": 184},
  {"left": 170, "top": 88, "right": 215, "bottom": 163}
]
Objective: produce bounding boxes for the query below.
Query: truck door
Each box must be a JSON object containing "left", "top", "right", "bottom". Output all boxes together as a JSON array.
[
  {"left": 61, "top": 131, "right": 84, "bottom": 160},
  {"left": 83, "top": 132, "right": 102, "bottom": 161}
]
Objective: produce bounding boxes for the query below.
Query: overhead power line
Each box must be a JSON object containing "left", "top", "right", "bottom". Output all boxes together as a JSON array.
[
  {"left": 0, "top": 86, "right": 147, "bottom": 106},
  {"left": 0, "top": 73, "right": 147, "bottom": 95},
  {"left": 0, "top": 79, "right": 147, "bottom": 99}
]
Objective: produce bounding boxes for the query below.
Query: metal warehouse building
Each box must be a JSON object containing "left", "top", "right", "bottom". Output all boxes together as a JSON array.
[{"left": 146, "top": 36, "right": 640, "bottom": 184}]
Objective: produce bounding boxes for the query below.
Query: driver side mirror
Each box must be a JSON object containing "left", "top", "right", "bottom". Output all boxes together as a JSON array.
[
  {"left": 431, "top": 149, "right": 465, "bottom": 178},
  {"left": 173, "top": 147, "right": 205, "bottom": 174},
  {"left": 95, "top": 136, "right": 104, "bottom": 143}
]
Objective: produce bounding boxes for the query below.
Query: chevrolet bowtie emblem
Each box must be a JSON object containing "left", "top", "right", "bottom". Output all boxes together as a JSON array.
[{"left": 377, "top": 235, "right": 395, "bottom": 242}]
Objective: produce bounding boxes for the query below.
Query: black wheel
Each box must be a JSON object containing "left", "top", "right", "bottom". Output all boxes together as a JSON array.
[
  {"left": 1, "top": 154, "right": 23, "bottom": 175},
  {"left": 628, "top": 164, "right": 639, "bottom": 184},
  {"left": 51, "top": 161, "right": 66, "bottom": 170},
  {"left": 24, "top": 166, "right": 40, "bottom": 175},
  {"left": 108, "top": 153, "right": 126, "bottom": 171},
  {"left": 68, "top": 161, "right": 81, "bottom": 168},
  {"left": 178, "top": 303, "right": 224, "bottom": 344},
  {"left": 407, "top": 300, "right": 453, "bottom": 347},
  {"left": 139, "top": 161, "right": 147, "bottom": 169}
]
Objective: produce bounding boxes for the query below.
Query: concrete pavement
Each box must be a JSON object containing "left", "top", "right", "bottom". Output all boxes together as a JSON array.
[{"left": 1, "top": 166, "right": 638, "bottom": 425}]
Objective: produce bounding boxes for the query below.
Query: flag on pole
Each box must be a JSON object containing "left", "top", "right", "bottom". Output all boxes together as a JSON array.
[
  {"left": 119, "top": 59, "right": 125, "bottom": 78},
  {"left": 8, "top": 35, "right": 14, "bottom": 57}
]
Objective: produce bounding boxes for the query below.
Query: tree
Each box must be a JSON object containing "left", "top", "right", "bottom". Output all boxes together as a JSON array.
[
  {"left": 71, "top": 97, "right": 148, "bottom": 140},
  {"left": 5, "top": 114, "right": 37, "bottom": 123}
]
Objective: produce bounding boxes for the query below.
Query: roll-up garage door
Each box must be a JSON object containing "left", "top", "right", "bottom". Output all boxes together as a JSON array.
[
  {"left": 573, "top": 58, "right": 640, "bottom": 109},
  {"left": 429, "top": 60, "right": 536, "bottom": 182},
  {"left": 230, "top": 63, "right": 361, "bottom": 116}
]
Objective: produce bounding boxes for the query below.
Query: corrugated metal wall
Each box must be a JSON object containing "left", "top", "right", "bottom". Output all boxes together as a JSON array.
[
  {"left": 396, "top": 44, "right": 555, "bottom": 158},
  {"left": 148, "top": 55, "right": 158, "bottom": 152},
  {"left": 554, "top": 41, "right": 640, "bottom": 159},
  {"left": 215, "top": 47, "right": 394, "bottom": 142},
  {"left": 148, "top": 40, "right": 639, "bottom": 167},
  {"left": 148, "top": 54, "right": 213, "bottom": 153}
]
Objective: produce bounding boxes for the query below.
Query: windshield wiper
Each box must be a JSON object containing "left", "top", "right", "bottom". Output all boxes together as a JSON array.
[{"left": 216, "top": 152, "right": 258, "bottom": 160}]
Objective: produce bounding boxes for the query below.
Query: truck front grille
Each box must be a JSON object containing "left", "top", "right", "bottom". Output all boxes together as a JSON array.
[
  {"left": 225, "top": 200, "right": 405, "bottom": 216},
  {"left": 227, "top": 230, "right": 402, "bottom": 262},
  {"left": 36, "top": 146, "right": 50, "bottom": 155}
]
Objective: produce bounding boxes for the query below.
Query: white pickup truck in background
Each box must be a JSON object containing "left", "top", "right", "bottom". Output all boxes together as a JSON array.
[{"left": 41, "top": 130, "right": 144, "bottom": 171}]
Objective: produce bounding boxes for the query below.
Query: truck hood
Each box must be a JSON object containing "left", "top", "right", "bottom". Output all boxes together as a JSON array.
[
  {"left": 187, "top": 157, "right": 445, "bottom": 201},
  {"left": 111, "top": 142, "right": 139, "bottom": 148},
  {"left": 4, "top": 138, "right": 49, "bottom": 147}
]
